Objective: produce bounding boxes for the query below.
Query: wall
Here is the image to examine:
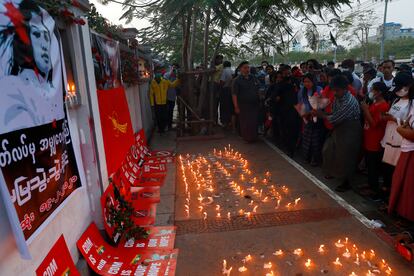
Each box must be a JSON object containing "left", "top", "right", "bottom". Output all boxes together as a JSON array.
[
  {"left": 125, "top": 85, "right": 143, "bottom": 133},
  {"left": 0, "top": 9, "right": 103, "bottom": 275}
]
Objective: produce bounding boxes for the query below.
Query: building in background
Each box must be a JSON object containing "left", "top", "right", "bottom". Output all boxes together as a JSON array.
[{"left": 369, "top": 22, "right": 414, "bottom": 43}]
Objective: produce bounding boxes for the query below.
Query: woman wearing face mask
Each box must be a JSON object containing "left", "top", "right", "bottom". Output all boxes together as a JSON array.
[
  {"left": 388, "top": 84, "right": 414, "bottom": 221},
  {"left": 297, "top": 73, "right": 324, "bottom": 166},
  {"left": 360, "top": 82, "right": 390, "bottom": 199},
  {"left": 381, "top": 72, "right": 413, "bottom": 199}
]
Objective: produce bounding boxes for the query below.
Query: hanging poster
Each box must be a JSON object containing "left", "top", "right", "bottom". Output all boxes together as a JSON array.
[
  {"left": 97, "top": 86, "right": 135, "bottom": 175},
  {"left": 91, "top": 32, "right": 122, "bottom": 90},
  {"left": 77, "top": 223, "right": 178, "bottom": 276},
  {"left": 0, "top": 0, "right": 81, "bottom": 250},
  {"left": 36, "top": 235, "right": 80, "bottom": 276}
]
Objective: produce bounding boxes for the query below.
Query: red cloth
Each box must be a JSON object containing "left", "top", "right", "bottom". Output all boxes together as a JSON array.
[
  {"left": 363, "top": 101, "right": 390, "bottom": 151},
  {"left": 97, "top": 86, "right": 135, "bottom": 175},
  {"left": 389, "top": 151, "right": 414, "bottom": 221},
  {"left": 321, "top": 85, "right": 356, "bottom": 130}
]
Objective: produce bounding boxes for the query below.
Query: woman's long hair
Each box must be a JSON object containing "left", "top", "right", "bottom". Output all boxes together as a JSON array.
[
  {"left": 0, "top": 0, "right": 53, "bottom": 82},
  {"left": 302, "top": 73, "right": 317, "bottom": 97}
]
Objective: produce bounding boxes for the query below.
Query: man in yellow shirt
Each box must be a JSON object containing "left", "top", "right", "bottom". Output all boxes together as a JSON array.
[{"left": 150, "top": 71, "right": 180, "bottom": 133}]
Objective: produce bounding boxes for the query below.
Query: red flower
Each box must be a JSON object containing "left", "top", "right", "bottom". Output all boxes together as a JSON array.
[
  {"left": 61, "top": 8, "right": 74, "bottom": 18},
  {"left": 73, "top": 18, "right": 86, "bottom": 25}
]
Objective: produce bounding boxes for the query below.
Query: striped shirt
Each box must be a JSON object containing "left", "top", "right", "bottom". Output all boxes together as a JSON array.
[{"left": 328, "top": 92, "right": 360, "bottom": 126}]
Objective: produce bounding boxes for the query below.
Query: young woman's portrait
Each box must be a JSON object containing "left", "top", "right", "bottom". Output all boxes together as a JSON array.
[{"left": 0, "top": 0, "right": 64, "bottom": 134}]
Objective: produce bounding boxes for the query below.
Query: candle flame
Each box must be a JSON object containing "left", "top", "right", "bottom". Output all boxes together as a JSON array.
[
  {"left": 294, "top": 197, "right": 301, "bottom": 205},
  {"left": 293, "top": 248, "right": 303, "bottom": 256},
  {"left": 318, "top": 244, "right": 325, "bottom": 253},
  {"left": 273, "top": 249, "right": 283, "bottom": 256},
  {"left": 305, "top": 259, "right": 312, "bottom": 268},
  {"left": 263, "top": 262, "right": 272, "bottom": 269},
  {"left": 333, "top": 257, "right": 342, "bottom": 266}
]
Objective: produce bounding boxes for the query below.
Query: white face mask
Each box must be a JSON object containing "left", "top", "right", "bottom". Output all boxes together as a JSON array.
[
  {"left": 368, "top": 92, "right": 375, "bottom": 101},
  {"left": 396, "top": 87, "right": 409, "bottom": 97}
]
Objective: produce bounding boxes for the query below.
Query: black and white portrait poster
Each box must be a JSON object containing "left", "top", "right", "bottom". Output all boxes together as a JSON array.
[{"left": 0, "top": 0, "right": 82, "bottom": 258}]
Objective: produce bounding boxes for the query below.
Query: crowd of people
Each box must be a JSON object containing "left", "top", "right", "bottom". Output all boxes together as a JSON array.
[
  {"left": 218, "top": 57, "right": 414, "bottom": 223},
  {"left": 149, "top": 56, "right": 414, "bottom": 224}
]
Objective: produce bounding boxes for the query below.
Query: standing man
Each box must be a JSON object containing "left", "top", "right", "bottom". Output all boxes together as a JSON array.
[
  {"left": 232, "top": 61, "right": 260, "bottom": 142},
  {"left": 163, "top": 63, "right": 179, "bottom": 130},
  {"left": 368, "top": 60, "right": 395, "bottom": 102},
  {"left": 212, "top": 55, "right": 224, "bottom": 123},
  {"left": 341, "top": 59, "right": 362, "bottom": 94},
  {"left": 150, "top": 71, "right": 179, "bottom": 133},
  {"left": 219, "top": 61, "right": 234, "bottom": 128}
]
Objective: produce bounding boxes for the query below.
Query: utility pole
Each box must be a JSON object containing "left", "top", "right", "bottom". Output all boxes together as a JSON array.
[{"left": 380, "top": 0, "right": 389, "bottom": 61}]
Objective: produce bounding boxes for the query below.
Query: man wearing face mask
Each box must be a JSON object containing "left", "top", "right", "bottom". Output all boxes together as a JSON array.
[
  {"left": 381, "top": 72, "right": 413, "bottom": 198},
  {"left": 368, "top": 60, "right": 395, "bottom": 102},
  {"left": 340, "top": 59, "right": 362, "bottom": 95},
  {"left": 150, "top": 71, "right": 180, "bottom": 133}
]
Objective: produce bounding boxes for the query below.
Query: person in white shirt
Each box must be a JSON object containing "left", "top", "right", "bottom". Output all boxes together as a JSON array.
[
  {"left": 368, "top": 60, "right": 395, "bottom": 100},
  {"left": 381, "top": 72, "right": 413, "bottom": 196},
  {"left": 219, "top": 61, "right": 234, "bottom": 128},
  {"left": 388, "top": 84, "right": 414, "bottom": 221}
]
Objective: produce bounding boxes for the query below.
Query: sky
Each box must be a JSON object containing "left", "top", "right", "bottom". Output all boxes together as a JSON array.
[{"left": 89, "top": 0, "right": 414, "bottom": 47}]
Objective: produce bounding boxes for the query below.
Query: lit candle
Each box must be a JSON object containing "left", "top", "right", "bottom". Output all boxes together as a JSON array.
[
  {"left": 266, "top": 271, "right": 274, "bottom": 276},
  {"left": 216, "top": 205, "right": 221, "bottom": 211},
  {"left": 273, "top": 249, "right": 283, "bottom": 256},
  {"left": 294, "top": 197, "right": 301, "bottom": 205},
  {"left": 369, "top": 249, "right": 375, "bottom": 258},
  {"left": 343, "top": 248, "right": 351, "bottom": 258},
  {"left": 318, "top": 244, "right": 325, "bottom": 253},
  {"left": 333, "top": 257, "right": 342, "bottom": 266},
  {"left": 275, "top": 199, "right": 281, "bottom": 209},
  {"left": 244, "top": 254, "right": 252, "bottom": 262},
  {"left": 198, "top": 206, "right": 203, "bottom": 211},
  {"left": 366, "top": 270, "right": 375, "bottom": 276},
  {"left": 216, "top": 212, "right": 221, "bottom": 218},
  {"left": 361, "top": 251, "right": 366, "bottom": 259},
  {"left": 203, "top": 212, "right": 207, "bottom": 219},
  {"left": 293, "top": 248, "right": 303, "bottom": 256},
  {"left": 349, "top": 272, "right": 357, "bottom": 276},
  {"left": 305, "top": 259, "right": 312, "bottom": 269},
  {"left": 253, "top": 205, "right": 258, "bottom": 213},
  {"left": 354, "top": 253, "right": 360, "bottom": 266},
  {"left": 385, "top": 266, "right": 392, "bottom": 275},
  {"left": 286, "top": 203, "right": 292, "bottom": 208},
  {"left": 227, "top": 212, "right": 231, "bottom": 220},
  {"left": 238, "top": 266, "right": 247, "bottom": 272},
  {"left": 335, "top": 239, "right": 345, "bottom": 248},
  {"left": 345, "top": 237, "right": 349, "bottom": 244},
  {"left": 222, "top": 260, "right": 233, "bottom": 276},
  {"left": 263, "top": 262, "right": 272, "bottom": 269}
]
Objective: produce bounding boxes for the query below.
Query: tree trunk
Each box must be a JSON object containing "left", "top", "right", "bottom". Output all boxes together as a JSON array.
[
  {"left": 189, "top": 7, "right": 198, "bottom": 70},
  {"left": 196, "top": 8, "right": 211, "bottom": 116},
  {"left": 209, "top": 26, "right": 224, "bottom": 67}
]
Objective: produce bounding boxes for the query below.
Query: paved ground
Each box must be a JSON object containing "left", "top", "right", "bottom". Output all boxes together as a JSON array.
[{"left": 168, "top": 133, "right": 414, "bottom": 276}]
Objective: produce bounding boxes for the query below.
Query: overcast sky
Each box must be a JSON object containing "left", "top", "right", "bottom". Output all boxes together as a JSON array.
[{"left": 90, "top": 0, "right": 414, "bottom": 30}]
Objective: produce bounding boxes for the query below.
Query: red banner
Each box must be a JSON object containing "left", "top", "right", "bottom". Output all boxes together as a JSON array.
[
  {"left": 120, "top": 226, "right": 176, "bottom": 250},
  {"left": 131, "top": 186, "right": 160, "bottom": 204},
  {"left": 36, "top": 235, "right": 79, "bottom": 276},
  {"left": 77, "top": 223, "right": 178, "bottom": 276},
  {"left": 97, "top": 87, "right": 135, "bottom": 175}
]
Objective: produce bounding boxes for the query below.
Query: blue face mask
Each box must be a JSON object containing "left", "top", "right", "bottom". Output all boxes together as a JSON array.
[{"left": 376, "top": 71, "right": 384, "bottom": 78}]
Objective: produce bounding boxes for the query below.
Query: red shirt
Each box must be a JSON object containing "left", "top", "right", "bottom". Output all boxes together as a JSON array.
[
  {"left": 321, "top": 85, "right": 356, "bottom": 130},
  {"left": 363, "top": 101, "right": 390, "bottom": 151}
]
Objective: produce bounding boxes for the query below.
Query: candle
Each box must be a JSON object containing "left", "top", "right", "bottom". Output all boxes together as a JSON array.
[
  {"left": 349, "top": 272, "right": 357, "bottom": 276},
  {"left": 222, "top": 260, "right": 232, "bottom": 276},
  {"left": 238, "top": 266, "right": 247, "bottom": 272},
  {"left": 275, "top": 199, "right": 281, "bottom": 209},
  {"left": 293, "top": 248, "right": 303, "bottom": 256},
  {"left": 253, "top": 205, "right": 258, "bottom": 213},
  {"left": 294, "top": 197, "right": 301, "bottom": 205},
  {"left": 305, "top": 259, "right": 312, "bottom": 269},
  {"left": 244, "top": 255, "right": 252, "bottom": 262},
  {"left": 354, "top": 254, "right": 360, "bottom": 266},
  {"left": 273, "top": 249, "right": 283, "bottom": 256},
  {"left": 361, "top": 251, "right": 366, "bottom": 259},
  {"left": 227, "top": 212, "right": 231, "bottom": 220},
  {"left": 263, "top": 262, "right": 272, "bottom": 269},
  {"left": 318, "top": 244, "right": 325, "bottom": 253},
  {"left": 335, "top": 239, "right": 344, "bottom": 248},
  {"left": 216, "top": 205, "right": 221, "bottom": 211},
  {"left": 343, "top": 248, "right": 351, "bottom": 258},
  {"left": 366, "top": 270, "right": 375, "bottom": 276},
  {"left": 216, "top": 212, "right": 221, "bottom": 218},
  {"left": 266, "top": 272, "right": 274, "bottom": 276},
  {"left": 333, "top": 257, "right": 342, "bottom": 266},
  {"left": 385, "top": 266, "right": 392, "bottom": 275},
  {"left": 203, "top": 212, "right": 207, "bottom": 219},
  {"left": 369, "top": 249, "right": 375, "bottom": 258}
]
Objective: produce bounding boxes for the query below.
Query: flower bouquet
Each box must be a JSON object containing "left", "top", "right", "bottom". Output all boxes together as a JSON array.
[{"left": 308, "top": 93, "right": 330, "bottom": 122}]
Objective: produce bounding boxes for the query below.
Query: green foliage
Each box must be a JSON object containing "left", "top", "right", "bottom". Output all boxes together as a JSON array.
[
  {"left": 34, "top": 0, "right": 86, "bottom": 25},
  {"left": 105, "top": 179, "right": 149, "bottom": 242},
  {"left": 254, "top": 38, "right": 414, "bottom": 65},
  {"left": 87, "top": 4, "right": 126, "bottom": 42}
]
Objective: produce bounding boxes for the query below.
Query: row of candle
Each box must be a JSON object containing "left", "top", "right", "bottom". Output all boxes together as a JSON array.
[
  {"left": 221, "top": 237, "right": 392, "bottom": 275},
  {"left": 179, "top": 145, "right": 302, "bottom": 220}
]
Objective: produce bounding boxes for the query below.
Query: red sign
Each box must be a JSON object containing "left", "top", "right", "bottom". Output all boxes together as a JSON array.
[
  {"left": 120, "top": 226, "right": 176, "bottom": 250},
  {"left": 77, "top": 223, "right": 178, "bottom": 276},
  {"left": 36, "top": 235, "right": 79, "bottom": 276},
  {"left": 131, "top": 186, "right": 160, "bottom": 204},
  {"left": 142, "top": 163, "right": 167, "bottom": 174},
  {"left": 97, "top": 86, "right": 135, "bottom": 175},
  {"left": 131, "top": 201, "right": 157, "bottom": 226}
]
